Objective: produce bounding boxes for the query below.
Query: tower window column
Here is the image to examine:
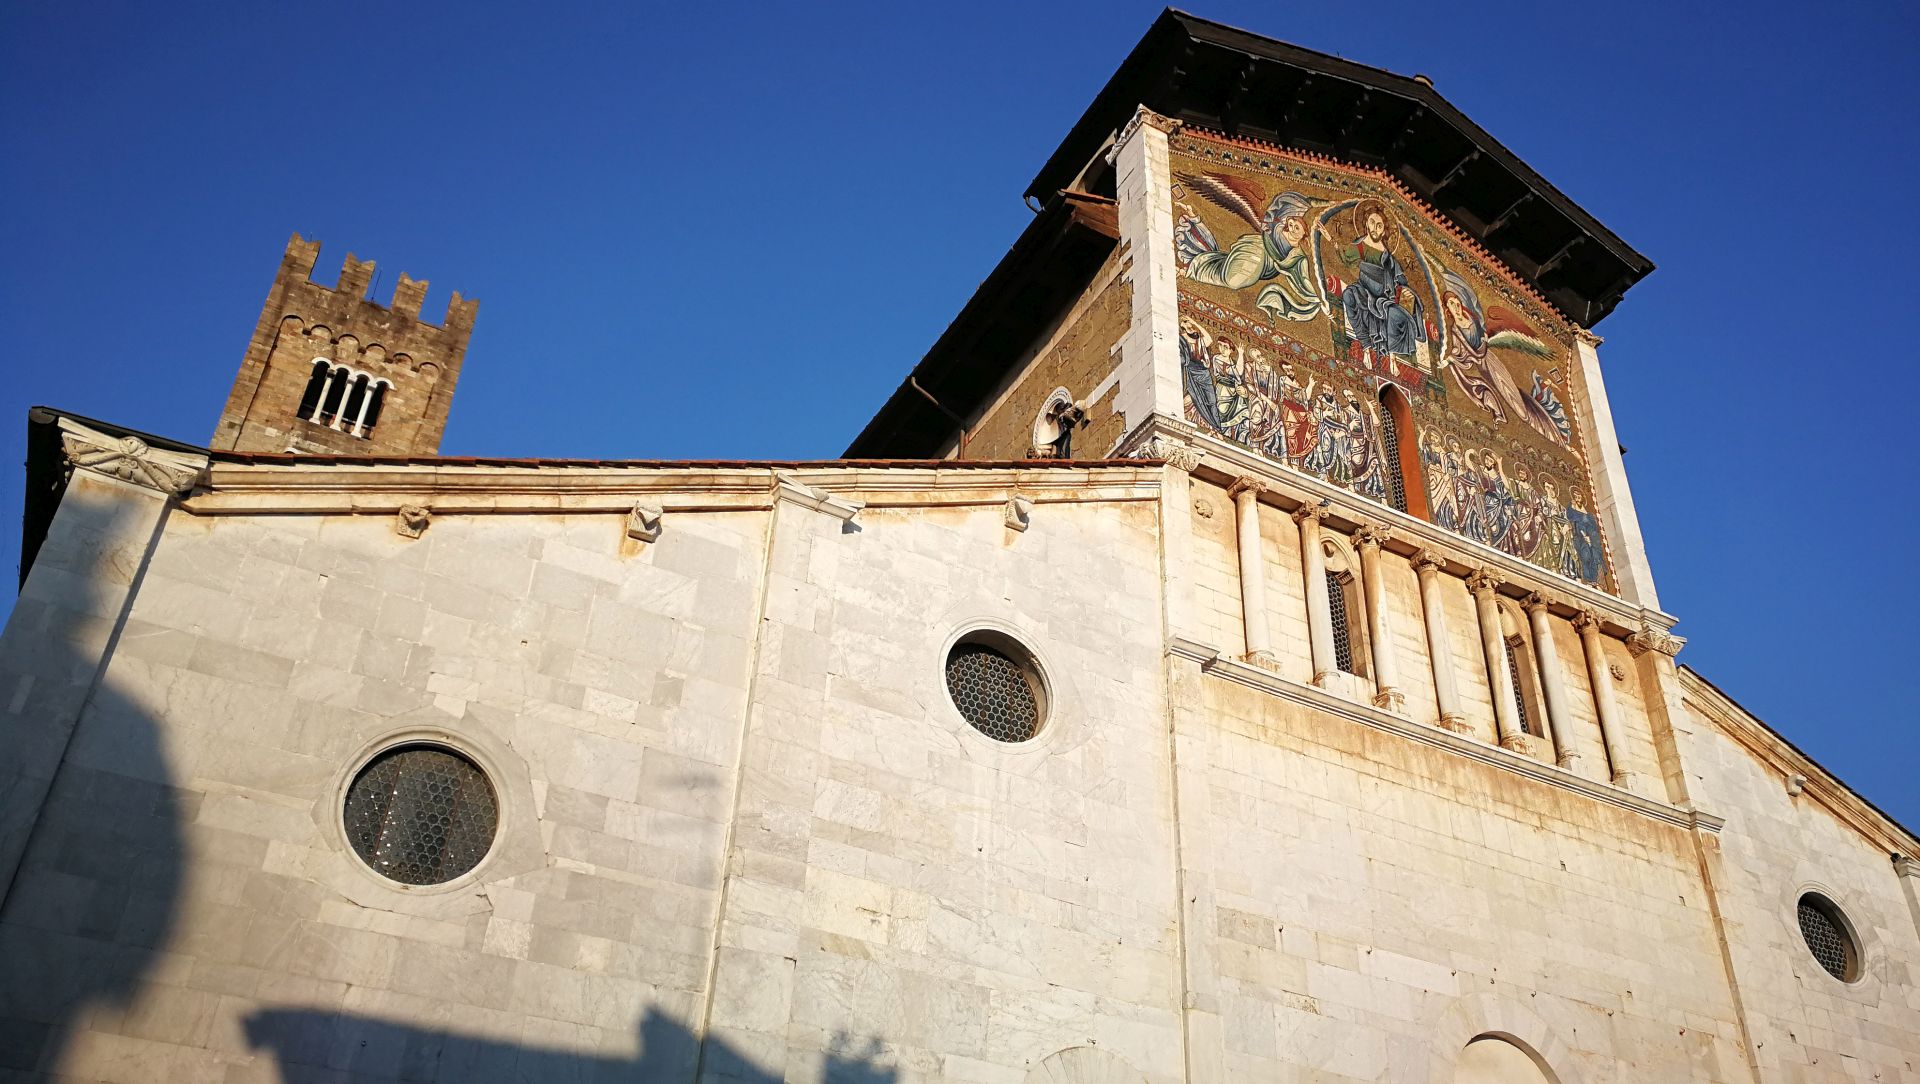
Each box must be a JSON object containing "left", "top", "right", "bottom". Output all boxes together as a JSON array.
[
  {"left": 1293, "top": 505, "right": 1338, "bottom": 687},
  {"left": 1524, "top": 593, "right": 1580, "bottom": 772},
  {"left": 1574, "top": 609, "right": 1635, "bottom": 788},
  {"left": 1470, "top": 568, "right": 1531, "bottom": 754},
  {"left": 1229, "top": 478, "right": 1279, "bottom": 672},
  {"left": 1411, "top": 551, "right": 1471, "bottom": 734},
  {"left": 1353, "top": 525, "right": 1404, "bottom": 712}
]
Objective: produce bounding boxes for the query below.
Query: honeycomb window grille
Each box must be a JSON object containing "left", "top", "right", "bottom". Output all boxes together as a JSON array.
[
  {"left": 1796, "top": 894, "right": 1859, "bottom": 982},
  {"left": 945, "top": 635, "right": 1045, "bottom": 743},
  {"left": 1377, "top": 397, "right": 1408, "bottom": 513},
  {"left": 344, "top": 745, "right": 498, "bottom": 886},
  {"left": 1325, "top": 570, "right": 1357, "bottom": 675}
]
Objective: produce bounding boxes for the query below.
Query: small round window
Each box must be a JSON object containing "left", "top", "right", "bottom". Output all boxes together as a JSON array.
[
  {"left": 344, "top": 745, "right": 498, "bottom": 886},
  {"left": 1795, "top": 893, "right": 1860, "bottom": 982},
  {"left": 944, "top": 632, "right": 1047, "bottom": 743}
]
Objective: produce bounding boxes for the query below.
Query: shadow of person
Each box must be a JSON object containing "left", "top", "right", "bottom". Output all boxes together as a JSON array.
[
  {"left": 0, "top": 493, "right": 186, "bottom": 1077},
  {"left": 242, "top": 1003, "right": 901, "bottom": 1083}
]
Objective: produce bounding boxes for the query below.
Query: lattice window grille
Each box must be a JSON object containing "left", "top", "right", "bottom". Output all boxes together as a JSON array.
[
  {"left": 1378, "top": 401, "right": 1407, "bottom": 513},
  {"left": 945, "top": 642, "right": 1041, "bottom": 743},
  {"left": 1797, "top": 896, "right": 1856, "bottom": 981},
  {"left": 344, "top": 746, "right": 498, "bottom": 886},
  {"left": 1326, "top": 570, "right": 1356, "bottom": 675},
  {"left": 1505, "top": 640, "right": 1534, "bottom": 735}
]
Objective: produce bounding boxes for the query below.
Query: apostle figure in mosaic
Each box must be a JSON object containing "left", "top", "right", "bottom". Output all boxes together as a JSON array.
[
  {"left": 1421, "top": 430, "right": 1459, "bottom": 532},
  {"left": 1173, "top": 175, "right": 1324, "bottom": 324},
  {"left": 1537, "top": 478, "right": 1580, "bottom": 581},
  {"left": 1478, "top": 449, "right": 1516, "bottom": 552},
  {"left": 1454, "top": 442, "right": 1486, "bottom": 543},
  {"left": 1506, "top": 465, "right": 1547, "bottom": 560},
  {"left": 1566, "top": 487, "right": 1606, "bottom": 586},
  {"left": 1437, "top": 270, "right": 1573, "bottom": 448},
  {"left": 1346, "top": 394, "right": 1388, "bottom": 501},
  {"left": 1302, "top": 390, "right": 1352, "bottom": 485},
  {"left": 1323, "top": 199, "right": 1429, "bottom": 365},
  {"left": 1277, "top": 362, "right": 1317, "bottom": 466},
  {"left": 1179, "top": 318, "right": 1224, "bottom": 432}
]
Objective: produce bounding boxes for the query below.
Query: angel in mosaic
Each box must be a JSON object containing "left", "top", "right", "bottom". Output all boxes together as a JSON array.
[
  {"left": 1173, "top": 174, "right": 1324, "bottom": 324},
  {"left": 1438, "top": 270, "right": 1573, "bottom": 447}
]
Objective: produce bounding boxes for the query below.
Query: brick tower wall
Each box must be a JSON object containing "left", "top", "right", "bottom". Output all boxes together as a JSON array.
[{"left": 211, "top": 234, "right": 478, "bottom": 456}]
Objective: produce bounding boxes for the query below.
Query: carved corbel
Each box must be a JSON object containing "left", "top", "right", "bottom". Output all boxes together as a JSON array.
[
  {"left": 626, "top": 502, "right": 663, "bottom": 543},
  {"left": 1005, "top": 494, "right": 1034, "bottom": 533},
  {"left": 773, "top": 473, "right": 864, "bottom": 523},
  {"left": 1627, "top": 624, "right": 1685, "bottom": 658},
  {"left": 57, "top": 418, "right": 206, "bottom": 496},
  {"left": 395, "top": 505, "right": 431, "bottom": 539}
]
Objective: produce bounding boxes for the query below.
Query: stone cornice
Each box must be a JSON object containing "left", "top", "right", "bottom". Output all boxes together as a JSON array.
[
  {"left": 58, "top": 417, "right": 208, "bottom": 496},
  {"left": 1169, "top": 637, "right": 1717, "bottom": 833},
  {"left": 1677, "top": 667, "right": 1919, "bottom": 856},
  {"left": 184, "top": 462, "right": 1165, "bottom": 517}
]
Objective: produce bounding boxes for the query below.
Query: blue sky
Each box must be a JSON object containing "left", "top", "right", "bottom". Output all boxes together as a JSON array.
[{"left": 3, "top": 1, "right": 1916, "bottom": 828}]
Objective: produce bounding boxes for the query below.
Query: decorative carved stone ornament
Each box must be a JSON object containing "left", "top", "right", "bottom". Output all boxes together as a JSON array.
[
  {"left": 1410, "top": 549, "right": 1444, "bottom": 576},
  {"left": 395, "top": 505, "right": 431, "bottom": 539},
  {"left": 1105, "top": 106, "right": 1183, "bottom": 164},
  {"left": 1572, "top": 608, "right": 1602, "bottom": 633},
  {"left": 1522, "top": 592, "right": 1551, "bottom": 613},
  {"left": 1145, "top": 436, "right": 1203, "bottom": 472},
  {"left": 1228, "top": 477, "right": 1267, "bottom": 501},
  {"left": 1004, "top": 494, "right": 1034, "bottom": 533},
  {"left": 1466, "top": 567, "right": 1502, "bottom": 596},
  {"left": 626, "top": 502, "right": 663, "bottom": 543},
  {"left": 1290, "top": 503, "right": 1329, "bottom": 525},
  {"left": 773, "top": 473, "right": 864, "bottom": 522},
  {"left": 1627, "top": 624, "right": 1685, "bottom": 658},
  {"left": 1352, "top": 524, "right": 1391, "bottom": 550},
  {"left": 1192, "top": 496, "right": 1216, "bottom": 519},
  {"left": 57, "top": 418, "right": 206, "bottom": 495},
  {"left": 1609, "top": 662, "right": 1627, "bottom": 681}
]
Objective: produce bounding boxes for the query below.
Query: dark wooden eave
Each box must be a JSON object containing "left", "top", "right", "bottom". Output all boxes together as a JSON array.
[
  {"left": 1030, "top": 9, "right": 1653, "bottom": 326},
  {"left": 843, "top": 191, "right": 1120, "bottom": 458}
]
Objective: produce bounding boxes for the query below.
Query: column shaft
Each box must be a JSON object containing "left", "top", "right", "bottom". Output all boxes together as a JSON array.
[
  {"left": 1230, "top": 481, "right": 1277, "bottom": 671},
  {"left": 1295, "top": 507, "right": 1336, "bottom": 686},
  {"left": 1525, "top": 596, "right": 1578, "bottom": 771},
  {"left": 1470, "top": 570, "right": 1527, "bottom": 752},
  {"left": 1577, "top": 612, "right": 1635, "bottom": 787},
  {"left": 1355, "top": 528, "right": 1402, "bottom": 711},
  {"left": 1414, "top": 555, "right": 1470, "bottom": 733}
]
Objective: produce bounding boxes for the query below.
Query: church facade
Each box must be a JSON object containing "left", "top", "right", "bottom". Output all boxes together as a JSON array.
[{"left": 1, "top": 12, "right": 1915, "bottom": 1083}]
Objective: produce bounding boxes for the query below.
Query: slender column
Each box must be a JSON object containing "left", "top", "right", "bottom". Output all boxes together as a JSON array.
[
  {"left": 1293, "top": 505, "right": 1336, "bottom": 686},
  {"left": 349, "top": 379, "right": 378, "bottom": 437},
  {"left": 1228, "top": 479, "right": 1278, "bottom": 671},
  {"left": 310, "top": 367, "right": 337, "bottom": 423},
  {"left": 1524, "top": 594, "right": 1579, "bottom": 771},
  {"left": 1469, "top": 568, "right": 1529, "bottom": 753},
  {"left": 1353, "top": 526, "right": 1403, "bottom": 712},
  {"left": 1573, "top": 610, "right": 1635, "bottom": 788},
  {"left": 1412, "top": 551, "right": 1470, "bottom": 734}
]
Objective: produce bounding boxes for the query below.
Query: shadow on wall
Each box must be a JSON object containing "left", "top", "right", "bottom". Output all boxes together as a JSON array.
[
  {"left": 0, "top": 494, "right": 185, "bottom": 1077},
  {"left": 243, "top": 1005, "right": 902, "bottom": 1082},
  {"left": 0, "top": 490, "right": 898, "bottom": 1082}
]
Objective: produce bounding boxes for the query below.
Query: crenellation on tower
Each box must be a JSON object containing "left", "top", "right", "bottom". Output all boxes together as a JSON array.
[{"left": 211, "top": 232, "right": 477, "bottom": 456}]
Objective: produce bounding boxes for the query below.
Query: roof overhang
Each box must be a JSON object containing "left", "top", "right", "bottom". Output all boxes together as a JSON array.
[{"left": 1029, "top": 9, "right": 1652, "bottom": 326}]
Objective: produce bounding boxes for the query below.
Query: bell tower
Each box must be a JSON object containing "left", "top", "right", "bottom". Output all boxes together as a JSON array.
[{"left": 211, "top": 234, "right": 478, "bottom": 456}]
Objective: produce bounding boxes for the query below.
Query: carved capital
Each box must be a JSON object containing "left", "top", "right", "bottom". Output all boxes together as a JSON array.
[
  {"left": 1106, "top": 106, "right": 1183, "bottom": 163},
  {"left": 1627, "top": 624, "right": 1685, "bottom": 658},
  {"left": 1572, "top": 608, "right": 1603, "bottom": 634},
  {"left": 1227, "top": 476, "right": 1267, "bottom": 502},
  {"left": 1522, "top": 591, "right": 1551, "bottom": 614},
  {"left": 1466, "top": 567, "right": 1502, "bottom": 597},
  {"left": 626, "top": 502, "right": 663, "bottom": 543},
  {"left": 1352, "top": 524, "right": 1392, "bottom": 551},
  {"left": 1145, "top": 436, "right": 1203, "bottom": 472},
  {"left": 1291, "top": 503, "right": 1329, "bottom": 526},
  {"left": 58, "top": 419, "right": 206, "bottom": 496},
  {"left": 395, "top": 505, "right": 431, "bottom": 539},
  {"left": 1410, "top": 549, "right": 1445, "bottom": 576}
]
